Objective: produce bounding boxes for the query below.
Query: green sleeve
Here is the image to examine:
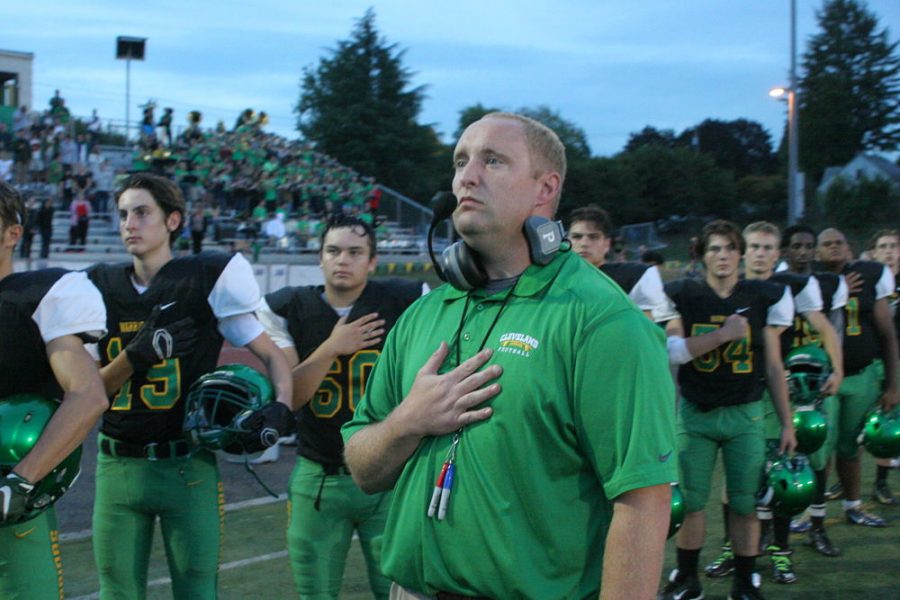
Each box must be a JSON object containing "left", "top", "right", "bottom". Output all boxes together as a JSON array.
[{"left": 574, "top": 308, "right": 678, "bottom": 499}]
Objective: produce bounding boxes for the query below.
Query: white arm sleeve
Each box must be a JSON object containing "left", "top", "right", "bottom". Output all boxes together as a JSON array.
[
  {"left": 796, "top": 276, "right": 824, "bottom": 314},
  {"left": 421, "top": 282, "right": 431, "bottom": 296},
  {"left": 256, "top": 297, "right": 295, "bottom": 349},
  {"left": 875, "top": 265, "right": 894, "bottom": 299},
  {"left": 32, "top": 271, "right": 107, "bottom": 343},
  {"left": 207, "top": 253, "right": 262, "bottom": 318},
  {"left": 766, "top": 286, "right": 795, "bottom": 327},
  {"left": 217, "top": 313, "right": 265, "bottom": 347},
  {"left": 666, "top": 336, "right": 694, "bottom": 366}
]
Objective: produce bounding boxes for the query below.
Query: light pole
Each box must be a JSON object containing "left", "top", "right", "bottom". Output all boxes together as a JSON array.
[
  {"left": 770, "top": 0, "right": 801, "bottom": 225},
  {"left": 770, "top": 85, "right": 800, "bottom": 225},
  {"left": 115, "top": 36, "right": 147, "bottom": 141}
]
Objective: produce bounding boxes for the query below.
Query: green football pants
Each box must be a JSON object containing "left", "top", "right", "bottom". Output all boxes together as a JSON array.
[
  {"left": 287, "top": 456, "right": 391, "bottom": 600},
  {"left": 93, "top": 443, "right": 223, "bottom": 600},
  {"left": 826, "top": 362, "right": 880, "bottom": 460},
  {"left": 0, "top": 507, "right": 63, "bottom": 599},
  {"left": 678, "top": 399, "right": 765, "bottom": 515}
]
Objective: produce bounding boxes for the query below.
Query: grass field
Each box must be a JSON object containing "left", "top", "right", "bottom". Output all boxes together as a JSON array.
[{"left": 59, "top": 452, "right": 899, "bottom": 599}]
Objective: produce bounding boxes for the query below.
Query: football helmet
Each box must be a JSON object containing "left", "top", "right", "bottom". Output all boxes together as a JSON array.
[
  {"left": 858, "top": 407, "right": 900, "bottom": 459},
  {"left": 668, "top": 483, "right": 685, "bottom": 539},
  {"left": 792, "top": 406, "right": 828, "bottom": 455},
  {"left": 0, "top": 394, "right": 82, "bottom": 525},
  {"left": 183, "top": 364, "right": 274, "bottom": 454},
  {"left": 759, "top": 454, "right": 816, "bottom": 517},
  {"left": 784, "top": 344, "right": 831, "bottom": 406}
]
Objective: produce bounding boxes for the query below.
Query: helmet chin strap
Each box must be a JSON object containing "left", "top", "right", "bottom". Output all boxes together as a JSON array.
[{"left": 236, "top": 442, "right": 280, "bottom": 499}]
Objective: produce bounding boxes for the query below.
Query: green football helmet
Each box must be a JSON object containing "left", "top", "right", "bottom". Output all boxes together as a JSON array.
[
  {"left": 857, "top": 407, "right": 900, "bottom": 459},
  {"left": 759, "top": 454, "right": 816, "bottom": 517},
  {"left": 0, "top": 394, "right": 83, "bottom": 525},
  {"left": 183, "top": 364, "right": 274, "bottom": 454},
  {"left": 792, "top": 406, "right": 828, "bottom": 455},
  {"left": 784, "top": 344, "right": 831, "bottom": 406},
  {"left": 668, "top": 483, "right": 685, "bottom": 539}
]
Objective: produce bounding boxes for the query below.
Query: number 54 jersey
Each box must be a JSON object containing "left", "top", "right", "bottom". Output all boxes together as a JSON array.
[
  {"left": 260, "top": 279, "right": 423, "bottom": 466},
  {"left": 664, "top": 278, "right": 794, "bottom": 410}
]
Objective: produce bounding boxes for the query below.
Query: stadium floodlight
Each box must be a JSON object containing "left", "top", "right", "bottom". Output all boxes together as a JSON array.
[{"left": 116, "top": 36, "right": 147, "bottom": 141}]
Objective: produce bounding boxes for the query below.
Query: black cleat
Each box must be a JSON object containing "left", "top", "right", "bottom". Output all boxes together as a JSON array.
[
  {"left": 806, "top": 528, "right": 841, "bottom": 557},
  {"left": 873, "top": 480, "right": 899, "bottom": 506},
  {"left": 659, "top": 569, "right": 705, "bottom": 600},
  {"left": 767, "top": 546, "right": 797, "bottom": 584},
  {"left": 824, "top": 482, "right": 844, "bottom": 501},
  {"left": 704, "top": 543, "right": 735, "bottom": 578},
  {"left": 845, "top": 507, "right": 886, "bottom": 527}
]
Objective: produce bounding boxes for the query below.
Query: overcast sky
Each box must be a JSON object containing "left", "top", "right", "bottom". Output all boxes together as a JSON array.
[{"left": 4, "top": 1, "right": 899, "bottom": 156}]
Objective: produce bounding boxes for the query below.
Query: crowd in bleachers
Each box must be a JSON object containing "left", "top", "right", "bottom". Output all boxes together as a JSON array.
[{"left": 1, "top": 94, "right": 386, "bottom": 253}]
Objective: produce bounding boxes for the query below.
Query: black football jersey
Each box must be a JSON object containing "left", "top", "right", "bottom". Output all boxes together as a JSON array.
[
  {"left": 88, "top": 252, "right": 257, "bottom": 445},
  {"left": 0, "top": 269, "right": 105, "bottom": 398},
  {"left": 265, "top": 279, "right": 421, "bottom": 465},
  {"left": 771, "top": 272, "right": 818, "bottom": 357},
  {"left": 665, "top": 278, "right": 790, "bottom": 409},
  {"left": 600, "top": 262, "right": 650, "bottom": 295},
  {"left": 835, "top": 261, "right": 891, "bottom": 374}
]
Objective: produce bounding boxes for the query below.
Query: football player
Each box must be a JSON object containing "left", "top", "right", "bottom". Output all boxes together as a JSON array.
[
  {"left": 257, "top": 215, "right": 425, "bottom": 599},
  {"left": 0, "top": 181, "right": 108, "bottom": 598},
  {"left": 660, "top": 220, "right": 796, "bottom": 600},
  {"left": 867, "top": 229, "right": 900, "bottom": 505},
  {"left": 567, "top": 204, "right": 671, "bottom": 322},
  {"left": 87, "top": 173, "right": 294, "bottom": 599},
  {"left": 779, "top": 223, "right": 848, "bottom": 557},
  {"left": 815, "top": 227, "right": 897, "bottom": 527},
  {"left": 704, "top": 222, "right": 843, "bottom": 584}
]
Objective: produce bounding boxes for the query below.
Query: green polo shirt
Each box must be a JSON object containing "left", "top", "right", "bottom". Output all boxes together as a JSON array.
[{"left": 343, "top": 250, "right": 677, "bottom": 600}]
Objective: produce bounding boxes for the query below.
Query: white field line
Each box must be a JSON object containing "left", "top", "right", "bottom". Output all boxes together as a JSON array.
[
  {"left": 59, "top": 493, "right": 288, "bottom": 543},
  {"left": 68, "top": 551, "right": 290, "bottom": 600}
]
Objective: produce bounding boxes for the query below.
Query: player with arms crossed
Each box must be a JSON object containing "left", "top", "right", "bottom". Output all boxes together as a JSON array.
[
  {"left": 0, "top": 181, "right": 108, "bottom": 598},
  {"left": 661, "top": 220, "right": 796, "bottom": 600},
  {"left": 815, "top": 228, "right": 898, "bottom": 527},
  {"left": 343, "top": 113, "right": 676, "bottom": 600},
  {"left": 568, "top": 203, "right": 670, "bottom": 321},
  {"left": 258, "top": 215, "right": 425, "bottom": 599},
  {"left": 87, "top": 173, "right": 294, "bottom": 600}
]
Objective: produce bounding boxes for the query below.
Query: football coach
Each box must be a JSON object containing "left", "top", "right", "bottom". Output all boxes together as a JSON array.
[{"left": 342, "top": 112, "right": 677, "bottom": 600}]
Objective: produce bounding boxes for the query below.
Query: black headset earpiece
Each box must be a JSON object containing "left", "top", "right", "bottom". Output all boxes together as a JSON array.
[{"left": 427, "top": 191, "right": 565, "bottom": 291}]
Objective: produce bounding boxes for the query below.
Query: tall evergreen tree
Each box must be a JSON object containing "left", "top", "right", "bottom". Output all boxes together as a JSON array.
[
  {"left": 799, "top": 0, "right": 900, "bottom": 181},
  {"left": 296, "top": 9, "right": 443, "bottom": 200}
]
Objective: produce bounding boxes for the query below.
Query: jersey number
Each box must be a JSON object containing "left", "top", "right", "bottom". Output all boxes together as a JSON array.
[
  {"left": 844, "top": 297, "right": 861, "bottom": 337},
  {"left": 690, "top": 323, "right": 753, "bottom": 374},
  {"left": 792, "top": 315, "right": 820, "bottom": 348},
  {"left": 106, "top": 337, "right": 182, "bottom": 410},
  {"left": 310, "top": 350, "right": 379, "bottom": 419}
]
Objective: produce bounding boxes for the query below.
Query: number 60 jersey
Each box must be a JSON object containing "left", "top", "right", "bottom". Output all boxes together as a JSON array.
[
  {"left": 260, "top": 279, "right": 422, "bottom": 467},
  {"left": 664, "top": 278, "right": 794, "bottom": 409}
]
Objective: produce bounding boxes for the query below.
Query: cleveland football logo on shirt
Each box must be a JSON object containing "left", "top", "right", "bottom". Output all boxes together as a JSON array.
[{"left": 497, "top": 332, "right": 539, "bottom": 357}]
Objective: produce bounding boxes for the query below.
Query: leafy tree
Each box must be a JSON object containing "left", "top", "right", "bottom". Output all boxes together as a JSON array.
[
  {"left": 616, "top": 145, "right": 737, "bottom": 221},
  {"left": 518, "top": 105, "right": 592, "bottom": 160},
  {"left": 736, "top": 175, "right": 787, "bottom": 222},
  {"left": 296, "top": 9, "right": 443, "bottom": 200},
  {"left": 819, "top": 174, "right": 900, "bottom": 228},
  {"left": 623, "top": 126, "right": 679, "bottom": 152},
  {"left": 678, "top": 119, "right": 777, "bottom": 178},
  {"left": 799, "top": 0, "right": 900, "bottom": 182}
]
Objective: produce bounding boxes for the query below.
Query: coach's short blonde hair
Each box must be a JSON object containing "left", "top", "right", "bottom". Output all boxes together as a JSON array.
[{"left": 483, "top": 111, "right": 567, "bottom": 190}]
